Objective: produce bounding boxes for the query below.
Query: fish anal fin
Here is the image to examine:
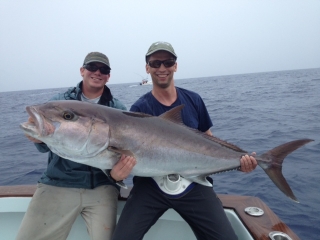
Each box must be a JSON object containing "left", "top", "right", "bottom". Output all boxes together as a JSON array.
[
  {"left": 116, "top": 181, "right": 128, "bottom": 189},
  {"left": 185, "top": 175, "right": 212, "bottom": 187}
]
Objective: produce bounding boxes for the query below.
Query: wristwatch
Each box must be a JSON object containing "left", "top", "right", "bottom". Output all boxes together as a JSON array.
[
  {"left": 105, "top": 169, "right": 118, "bottom": 183},
  {"left": 105, "top": 169, "right": 127, "bottom": 188}
]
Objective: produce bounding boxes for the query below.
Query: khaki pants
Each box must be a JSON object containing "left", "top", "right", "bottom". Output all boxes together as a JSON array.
[{"left": 16, "top": 183, "right": 119, "bottom": 240}]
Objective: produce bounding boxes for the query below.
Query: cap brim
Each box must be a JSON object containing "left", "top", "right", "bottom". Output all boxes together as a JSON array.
[
  {"left": 85, "top": 60, "right": 111, "bottom": 69},
  {"left": 146, "top": 49, "right": 177, "bottom": 58}
]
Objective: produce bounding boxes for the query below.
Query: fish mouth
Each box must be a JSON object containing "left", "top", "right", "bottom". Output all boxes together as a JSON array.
[{"left": 20, "top": 106, "right": 52, "bottom": 138}]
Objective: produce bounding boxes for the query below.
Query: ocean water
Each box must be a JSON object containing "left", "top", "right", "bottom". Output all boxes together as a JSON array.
[{"left": 1, "top": 68, "right": 319, "bottom": 239}]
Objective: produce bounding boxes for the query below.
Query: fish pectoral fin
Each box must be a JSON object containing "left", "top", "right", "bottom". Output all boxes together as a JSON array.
[
  {"left": 185, "top": 175, "right": 212, "bottom": 187},
  {"left": 107, "top": 146, "right": 135, "bottom": 157}
]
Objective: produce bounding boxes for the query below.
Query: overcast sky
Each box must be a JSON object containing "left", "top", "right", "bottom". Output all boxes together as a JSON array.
[{"left": 1, "top": 0, "right": 319, "bottom": 92}]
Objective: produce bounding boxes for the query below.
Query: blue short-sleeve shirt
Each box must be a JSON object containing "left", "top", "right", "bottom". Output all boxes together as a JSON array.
[{"left": 130, "top": 87, "right": 213, "bottom": 132}]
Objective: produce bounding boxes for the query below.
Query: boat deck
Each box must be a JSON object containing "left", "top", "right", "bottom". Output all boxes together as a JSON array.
[{"left": 0, "top": 185, "right": 299, "bottom": 240}]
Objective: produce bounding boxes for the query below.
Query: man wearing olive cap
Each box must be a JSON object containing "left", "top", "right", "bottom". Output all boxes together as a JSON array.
[
  {"left": 112, "top": 42, "right": 257, "bottom": 240},
  {"left": 17, "top": 52, "right": 136, "bottom": 240}
]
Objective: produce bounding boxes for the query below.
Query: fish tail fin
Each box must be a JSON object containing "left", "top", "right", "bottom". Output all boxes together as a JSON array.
[{"left": 259, "top": 139, "right": 313, "bottom": 203}]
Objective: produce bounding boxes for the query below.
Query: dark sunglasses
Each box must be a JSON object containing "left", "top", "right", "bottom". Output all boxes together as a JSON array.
[
  {"left": 148, "top": 59, "right": 176, "bottom": 68},
  {"left": 83, "top": 63, "right": 110, "bottom": 75}
]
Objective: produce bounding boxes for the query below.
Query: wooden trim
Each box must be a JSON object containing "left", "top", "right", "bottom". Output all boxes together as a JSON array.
[
  {"left": 0, "top": 185, "right": 129, "bottom": 198},
  {"left": 0, "top": 185, "right": 36, "bottom": 197},
  {"left": 218, "top": 194, "right": 300, "bottom": 240},
  {"left": 0, "top": 185, "right": 299, "bottom": 240}
]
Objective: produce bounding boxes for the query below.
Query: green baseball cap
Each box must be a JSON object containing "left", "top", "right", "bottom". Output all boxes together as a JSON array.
[
  {"left": 83, "top": 52, "right": 111, "bottom": 69},
  {"left": 145, "top": 41, "right": 177, "bottom": 62}
]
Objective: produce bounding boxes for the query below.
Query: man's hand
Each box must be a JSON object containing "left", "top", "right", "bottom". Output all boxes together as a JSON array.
[
  {"left": 110, "top": 155, "right": 137, "bottom": 181},
  {"left": 240, "top": 152, "right": 257, "bottom": 173}
]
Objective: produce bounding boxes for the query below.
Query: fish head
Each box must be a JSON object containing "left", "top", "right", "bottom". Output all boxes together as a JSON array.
[{"left": 20, "top": 100, "right": 111, "bottom": 159}]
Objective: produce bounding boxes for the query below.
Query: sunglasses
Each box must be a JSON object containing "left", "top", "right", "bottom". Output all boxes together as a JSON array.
[
  {"left": 83, "top": 63, "right": 110, "bottom": 75},
  {"left": 148, "top": 59, "right": 176, "bottom": 68}
]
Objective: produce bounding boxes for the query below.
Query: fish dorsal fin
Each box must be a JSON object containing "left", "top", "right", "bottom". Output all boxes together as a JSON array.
[
  {"left": 203, "top": 134, "right": 246, "bottom": 153},
  {"left": 122, "top": 105, "right": 185, "bottom": 124},
  {"left": 158, "top": 105, "right": 245, "bottom": 152},
  {"left": 122, "top": 111, "right": 154, "bottom": 118},
  {"left": 158, "top": 105, "right": 185, "bottom": 125},
  {"left": 123, "top": 105, "right": 245, "bottom": 153}
]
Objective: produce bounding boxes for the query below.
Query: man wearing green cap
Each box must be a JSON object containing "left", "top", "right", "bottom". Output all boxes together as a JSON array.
[
  {"left": 17, "top": 52, "right": 136, "bottom": 240},
  {"left": 112, "top": 42, "right": 257, "bottom": 240}
]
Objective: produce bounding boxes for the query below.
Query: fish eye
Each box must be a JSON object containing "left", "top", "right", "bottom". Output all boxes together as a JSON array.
[{"left": 63, "top": 111, "right": 75, "bottom": 120}]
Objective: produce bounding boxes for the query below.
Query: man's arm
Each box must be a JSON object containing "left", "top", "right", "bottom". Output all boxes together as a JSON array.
[{"left": 205, "top": 129, "right": 257, "bottom": 173}]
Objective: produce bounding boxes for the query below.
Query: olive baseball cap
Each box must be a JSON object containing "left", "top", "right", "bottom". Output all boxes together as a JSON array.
[
  {"left": 83, "top": 52, "right": 111, "bottom": 69},
  {"left": 145, "top": 41, "right": 177, "bottom": 62}
]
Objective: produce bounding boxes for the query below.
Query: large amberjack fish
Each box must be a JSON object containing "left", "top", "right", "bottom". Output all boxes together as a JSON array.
[{"left": 20, "top": 100, "right": 313, "bottom": 202}]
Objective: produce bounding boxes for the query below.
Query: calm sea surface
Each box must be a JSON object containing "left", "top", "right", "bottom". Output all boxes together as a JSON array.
[{"left": 1, "top": 68, "right": 319, "bottom": 239}]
